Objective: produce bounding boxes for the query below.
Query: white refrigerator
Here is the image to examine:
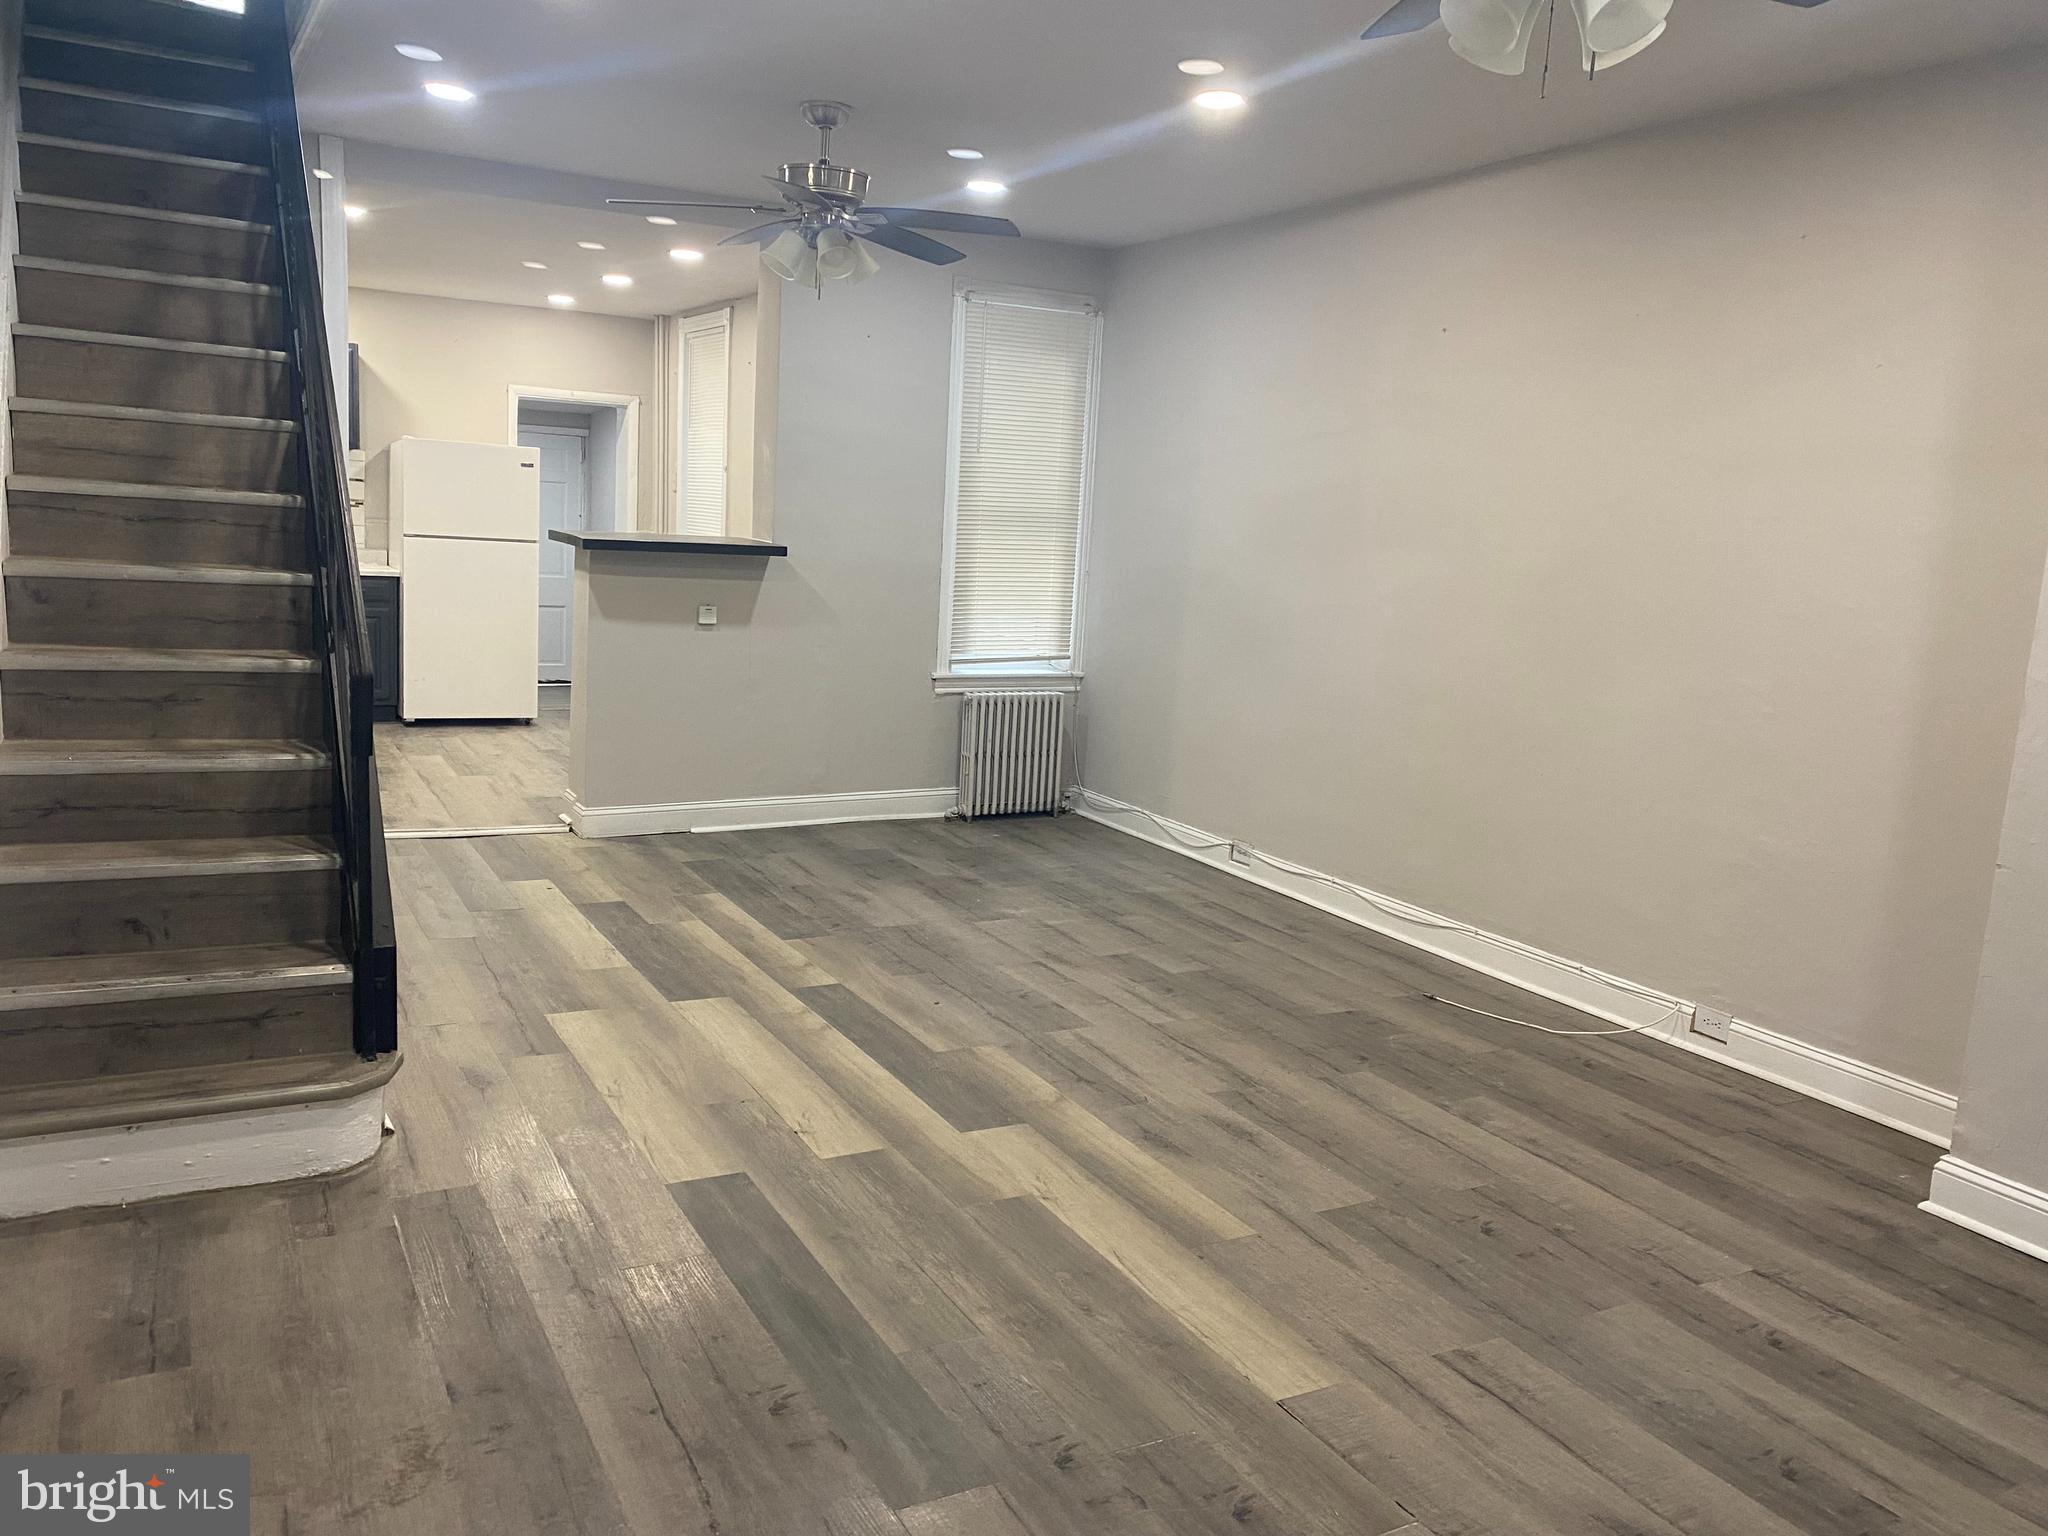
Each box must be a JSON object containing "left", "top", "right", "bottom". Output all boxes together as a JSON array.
[{"left": 388, "top": 437, "right": 541, "bottom": 722}]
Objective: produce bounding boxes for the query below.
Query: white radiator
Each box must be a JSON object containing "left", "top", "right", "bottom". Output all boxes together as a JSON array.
[{"left": 957, "top": 690, "right": 1069, "bottom": 819}]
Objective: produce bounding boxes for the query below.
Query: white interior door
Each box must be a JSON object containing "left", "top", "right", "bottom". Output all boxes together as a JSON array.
[{"left": 521, "top": 428, "right": 586, "bottom": 682}]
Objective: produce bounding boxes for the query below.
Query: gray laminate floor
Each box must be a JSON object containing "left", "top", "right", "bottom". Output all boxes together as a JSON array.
[
  {"left": 3, "top": 815, "right": 2045, "bottom": 1535},
  {"left": 375, "top": 686, "right": 571, "bottom": 832}
]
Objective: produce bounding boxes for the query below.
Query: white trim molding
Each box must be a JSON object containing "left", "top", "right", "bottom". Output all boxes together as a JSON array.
[
  {"left": 1922, "top": 1158, "right": 2048, "bottom": 1264},
  {"left": 567, "top": 787, "right": 956, "bottom": 838},
  {"left": 506, "top": 385, "right": 642, "bottom": 531},
  {"left": 1072, "top": 788, "right": 1958, "bottom": 1149},
  {"left": 0, "top": 1087, "right": 389, "bottom": 1220}
]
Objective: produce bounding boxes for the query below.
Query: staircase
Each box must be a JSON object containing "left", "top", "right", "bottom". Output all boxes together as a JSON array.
[{"left": 0, "top": 0, "right": 396, "bottom": 1206}]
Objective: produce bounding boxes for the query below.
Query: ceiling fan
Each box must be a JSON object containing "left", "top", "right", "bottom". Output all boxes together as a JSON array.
[
  {"left": 608, "top": 101, "right": 1020, "bottom": 288},
  {"left": 1363, "top": 0, "right": 1832, "bottom": 77}
]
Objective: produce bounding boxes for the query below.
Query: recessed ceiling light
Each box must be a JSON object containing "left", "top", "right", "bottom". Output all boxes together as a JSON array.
[
  {"left": 522, "top": 261, "right": 548, "bottom": 269},
  {"left": 423, "top": 80, "right": 475, "bottom": 103},
  {"left": 601, "top": 273, "right": 633, "bottom": 288},
  {"left": 547, "top": 293, "right": 576, "bottom": 307},
  {"left": 344, "top": 203, "right": 367, "bottom": 221},
  {"left": 645, "top": 215, "right": 678, "bottom": 226},
  {"left": 577, "top": 241, "right": 605, "bottom": 250},
  {"left": 1177, "top": 58, "right": 1226, "bottom": 75},
  {"left": 311, "top": 168, "right": 334, "bottom": 180},
  {"left": 946, "top": 148, "right": 984, "bottom": 160},
  {"left": 1192, "top": 88, "right": 1247, "bottom": 111},
  {"left": 965, "top": 178, "right": 1008, "bottom": 197},
  {"left": 394, "top": 43, "right": 443, "bottom": 62},
  {"left": 669, "top": 247, "right": 705, "bottom": 263}
]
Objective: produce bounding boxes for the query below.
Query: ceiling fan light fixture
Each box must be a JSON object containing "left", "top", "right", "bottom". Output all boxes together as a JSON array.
[
  {"left": 762, "top": 227, "right": 819, "bottom": 285},
  {"left": 1581, "top": 16, "right": 1666, "bottom": 70},
  {"left": 965, "top": 178, "right": 1008, "bottom": 197},
  {"left": 1444, "top": 0, "right": 1548, "bottom": 74},
  {"left": 815, "top": 227, "right": 880, "bottom": 284},
  {"left": 1191, "top": 88, "right": 1247, "bottom": 111},
  {"left": 1572, "top": 0, "right": 1671, "bottom": 53},
  {"left": 1441, "top": 0, "right": 1535, "bottom": 55}
]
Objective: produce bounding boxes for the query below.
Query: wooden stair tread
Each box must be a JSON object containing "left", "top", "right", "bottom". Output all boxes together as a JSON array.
[
  {"left": 17, "top": 189, "right": 269, "bottom": 232},
  {"left": 23, "top": 25, "right": 256, "bottom": 75},
  {"left": 0, "top": 643, "right": 318, "bottom": 673},
  {"left": 0, "top": 1049, "right": 398, "bottom": 1143},
  {"left": 0, "top": 940, "right": 349, "bottom": 1011},
  {"left": 6, "top": 474, "right": 304, "bottom": 508},
  {"left": 19, "top": 129, "right": 265, "bottom": 177},
  {"left": 13, "top": 322, "right": 288, "bottom": 361},
  {"left": 10, "top": 398, "right": 299, "bottom": 432},
  {"left": 0, "top": 835, "right": 339, "bottom": 885},
  {"left": 15, "top": 254, "right": 280, "bottom": 295},
  {"left": 4, "top": 555, "right": 312, "bottom": 586},
  {"left": 21, "top": 75, "right": 262, "bottom": 124},
  {"left": 0, "top": 738, "right": 328, "bottom": 774}
]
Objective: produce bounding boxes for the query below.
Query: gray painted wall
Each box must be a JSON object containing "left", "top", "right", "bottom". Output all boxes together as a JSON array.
[
  {"left": 1081, "top": 51, "right": 2048, "bottom": 1092},
  {"left": 1950, "top": 556, "right": 2048, "bottom": 1192},
  {"left": 571, "top": 235, "right": 1109, "bottom": 811}
]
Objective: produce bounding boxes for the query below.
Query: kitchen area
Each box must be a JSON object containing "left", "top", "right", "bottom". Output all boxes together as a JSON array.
[
  {"left": 341, "top": 264, "right": 771, "bottom": 835},
  {"left": 352, "top": 434, "right": 574, "bottom": 833}
]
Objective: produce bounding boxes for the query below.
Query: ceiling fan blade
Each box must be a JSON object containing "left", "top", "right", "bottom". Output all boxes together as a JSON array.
[
  {"left": 719, "top": 220, "right": 797, "bottom": 247},
  {"left": 859, "top": 208, "right": 1020, "bottom": 238},
  {"left": 605, "top": 198, "right": 780, "bottom": 213},
  {"left": 1362, "top": 0, "right": 1442, "bottom": 38},
  {"left": 858, "top": 223, "right": 966, "bottom": 266},
  {"left": 765, "top": 174, "right": 830, "bottom": 208}
]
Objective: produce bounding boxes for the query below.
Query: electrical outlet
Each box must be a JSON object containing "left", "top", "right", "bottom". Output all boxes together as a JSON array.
[
  {"left": 1228, "top": 841, "right": 1254, "bottom": 866},
  {"left": 1691, "top": 1003, "right": 1733, "bottom": 1043}
]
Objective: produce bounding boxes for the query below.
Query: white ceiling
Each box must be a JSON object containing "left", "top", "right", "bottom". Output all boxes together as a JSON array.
[
  {"left": 343, "top": 178, "right": 759, "bottom": 318},
  {"left": 300, "top": 0, "right": 2048, "bottom": 252}
]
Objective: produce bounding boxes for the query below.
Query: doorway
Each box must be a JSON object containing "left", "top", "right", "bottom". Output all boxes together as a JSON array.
[
  {"left": 507, "top": 389, "right": 638, "bottom": 685},
  {"left": 520, "top": 422, "right": 585, "bottom": 682}
]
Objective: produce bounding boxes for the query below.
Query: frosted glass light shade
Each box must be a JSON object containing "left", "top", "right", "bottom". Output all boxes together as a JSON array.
[
  {"left": 1582, "top": 17, "right": 1665, "bottom": 70},
  {"left": 843, "top": 239, "right": 881, "bottom": 284},
  {"left": 1441, "top": 0, "right": 1545, "bottom": 55},
  {"left": 762, "top": 228, "right": 818, "bottom": 285},
  {"left": 1446, "top": 0, "right": 1548, "bottom": 74},
  {"left": 1570, "top": 0, "right": 1672, "bottom": 54}
]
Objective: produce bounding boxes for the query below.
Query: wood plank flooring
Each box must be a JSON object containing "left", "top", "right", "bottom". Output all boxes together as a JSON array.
[
  {"left": 5, "top": 814, "right": 2048, "bottom": 1535},
  {"left": 374, "top": 686, "right": 569, "bottom": 831}
]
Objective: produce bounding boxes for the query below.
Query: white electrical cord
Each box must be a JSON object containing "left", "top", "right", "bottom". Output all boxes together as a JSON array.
[
  {"left": 1423, "top": 993, "right": 1687, "bottom": 1038},
  {"left": 1069, "top": 788, "right": 1692, "bottom": 1041}
]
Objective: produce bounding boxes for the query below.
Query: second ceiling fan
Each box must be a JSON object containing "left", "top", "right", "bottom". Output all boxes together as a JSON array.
[{"left": 1364, "top": 0, "right": 1833, "bottom": 77}]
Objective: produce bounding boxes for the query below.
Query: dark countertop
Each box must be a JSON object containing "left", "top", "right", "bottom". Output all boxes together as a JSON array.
[{"left": 549, "top": 530, "right": 788, "bottom": 556}]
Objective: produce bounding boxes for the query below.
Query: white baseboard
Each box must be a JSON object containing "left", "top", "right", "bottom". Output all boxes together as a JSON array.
[
  {"left": 0, "top": 1087, "right": 388, "bottom": 1220},
  {"left": 1922, "top": 1157, "right": 2048, "bottom": 1264},
  {"left": 1072, "top": 788, "right": 1957, "bottom": 1149},
  {"left": 567, "top": 787, "right": 957, "bottom": 838}
]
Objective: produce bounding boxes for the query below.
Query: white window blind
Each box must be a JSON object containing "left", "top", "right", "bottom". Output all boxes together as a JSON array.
[
  {"left": 945, "top": 289, "right": 1100, "bottom": 669},
  {"left": 676, "top": 311, "right": 729, "bottom": 535}
]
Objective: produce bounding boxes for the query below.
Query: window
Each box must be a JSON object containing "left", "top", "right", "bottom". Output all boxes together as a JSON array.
[
  {"left": 939, "top": 286, "right": 1101, "bottom": 680},
  {"left": 674, "top": 308, "right": 730, "bottom": 534}
]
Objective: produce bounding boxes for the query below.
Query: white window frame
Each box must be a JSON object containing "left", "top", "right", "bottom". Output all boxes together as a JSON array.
[
  {"left": 935, "top": 282, "right": 1102, "bottom": 693},
  {"left": 672, "top": 305, "right": 732, "bottom": 535}
]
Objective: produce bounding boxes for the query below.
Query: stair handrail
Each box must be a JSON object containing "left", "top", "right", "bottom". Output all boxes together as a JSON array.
[{"left": 245, "top": 0, "right": 397, "bottom": 1058}]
